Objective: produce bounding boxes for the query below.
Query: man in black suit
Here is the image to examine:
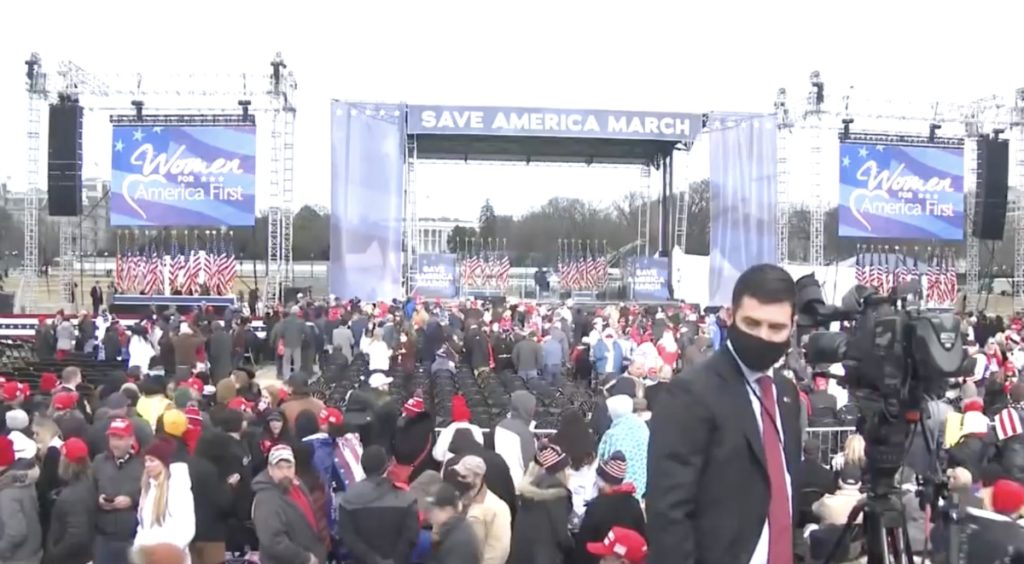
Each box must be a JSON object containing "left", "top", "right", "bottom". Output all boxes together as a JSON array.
[
  {"left": 648, "top": 264, "right": 802, "bottom": 564},
  {"left": 90, "top": 280, "right": 104, "bottom": 316}
]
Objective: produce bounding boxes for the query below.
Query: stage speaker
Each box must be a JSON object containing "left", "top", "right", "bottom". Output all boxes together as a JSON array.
[
  {"left": 972, "top": 136, "right": 1010, "bottom": 240},
  {"left": 0, "top": 292, "right": 13, "bottom": 314},
  {"left": 47, "top": 101, "right": 84, "bottom": 217}
]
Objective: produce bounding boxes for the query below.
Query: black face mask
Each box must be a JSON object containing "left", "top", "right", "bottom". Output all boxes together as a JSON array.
[{"left": 728, "top": 325, "right": 790, "bottom": 373}]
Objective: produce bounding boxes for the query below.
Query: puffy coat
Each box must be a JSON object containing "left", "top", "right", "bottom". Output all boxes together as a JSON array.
[
  {"left": 0, "top": 461, "right": 44, "bottom": 564},
  {"left": 44, "top": 474, "right": 97, "bottom": 564}
]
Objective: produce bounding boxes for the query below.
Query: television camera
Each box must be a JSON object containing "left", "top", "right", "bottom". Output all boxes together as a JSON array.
[{"left": 795, "top": 274, "right": 964, "bottom": 563}]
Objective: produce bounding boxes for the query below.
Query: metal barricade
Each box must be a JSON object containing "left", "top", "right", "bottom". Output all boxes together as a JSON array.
[{"left": 804, "top": 426, "right": 857, "bottom": 465}]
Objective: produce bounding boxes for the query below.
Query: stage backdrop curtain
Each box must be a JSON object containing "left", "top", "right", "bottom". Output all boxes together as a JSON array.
[
  {"left": 708, "top": 113, "right": 778, "bottom": 306},
  {"left": 330, "top": 102, "right": 406, "bottom": 301}
]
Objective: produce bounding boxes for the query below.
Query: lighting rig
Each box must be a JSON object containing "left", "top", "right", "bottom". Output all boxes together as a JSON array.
[
  {"left": 775, "top": 87, "right": 793, "bottom": 264},
  {"left": 1013, "top": 88, "right": 1024, "bottom": 311}
]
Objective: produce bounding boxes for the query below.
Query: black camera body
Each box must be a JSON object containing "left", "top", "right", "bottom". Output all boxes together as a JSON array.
[{"left": 797, "top": 274, "right": 963, "bottom": 484}]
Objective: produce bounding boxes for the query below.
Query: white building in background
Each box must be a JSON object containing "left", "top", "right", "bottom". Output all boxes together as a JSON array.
[{"left": 417, "top": 217, "right": 476, "bottom": 254}]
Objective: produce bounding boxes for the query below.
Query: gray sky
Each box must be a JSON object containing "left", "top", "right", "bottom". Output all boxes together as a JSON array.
[{"left": 1, "top": 0, "right": 1021, "bottom": 221}]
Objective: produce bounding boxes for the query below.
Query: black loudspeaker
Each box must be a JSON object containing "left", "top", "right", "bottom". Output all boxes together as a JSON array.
[
  {"left": 0, "top": 292, "right": 13, "bottom": 314},
  {"left": 47, "top": 101, "right": 84, "bottom": 217},
  {"left": 972, "top": 137, "right": 1010, "bottom": 240}
]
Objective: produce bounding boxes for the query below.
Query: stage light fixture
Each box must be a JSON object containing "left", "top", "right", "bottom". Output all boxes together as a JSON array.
[
  {"left": 928, "top": 123, "right": 942, "bottom": 143},
  {"left": 841, "top": 117, "right": 854, "bottom": 140},
  {"left": 993, "top": 127, "right": 1006, "bottom": 141},
  {"left": 809, "top": 70, "right": 825, "bottom": 107},
  {"left": 131, "top": 100, "right": 144, "bottom": 121},
  {"left": 25, "top": 52, "right": 40, "bottom": 83},
  {"left": 238, "top": 99, "right": 251, "bottom": 120}
]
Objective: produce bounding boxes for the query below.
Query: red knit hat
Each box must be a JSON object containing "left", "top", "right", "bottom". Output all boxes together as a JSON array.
[
  {"left": 402, "top": 396, "right": 425, "bottom": 418},
  {"left": 52, "top": 391, "right": 79, "bottom": 411},
  {"left": 38, "top": 373, "right": 59, "bottom": 394},
  {"left": 2, "top": 381, "right": 22, "bottom": 402},
  {"left": 144, "top": 437, "right": 177, "bottom": 468},
  {"left": 450, "top": 394, "right": 471, "bottom": 423},
  {"left": 184, "top": 377, "right": 204, "bottom": 395},
  {"left": 0, "top": 436, "right": 14, "bottom": 468},
  {"left": 61, "top": 437, "right": 90, "bottom": 463},
  {"left": 318, "top": 407, "right": 343, "bottom": 427},
  {"left": 992, "top": 479, "right": 1024, "bottom": 516},
  {"left": 963, "top": 397, "right": 985, "bottom": 413}
]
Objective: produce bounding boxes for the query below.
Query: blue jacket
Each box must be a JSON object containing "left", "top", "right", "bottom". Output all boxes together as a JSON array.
[
  {"left": 710, "top": 321, "right": 727, "bottom": 351},
  {"left": 302, "top": 434, "right": 346, "bottom": 531},
  {"left": 592, "top": 338, "right": 624, "bottom": 374},
  {"left": 541, "top": 338, "right": 564, "bottom": 366}
]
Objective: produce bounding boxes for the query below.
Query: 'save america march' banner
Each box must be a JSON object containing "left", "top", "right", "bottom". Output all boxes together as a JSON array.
[
  {"left": 407, "top": 105, "right": 701, "bottom": 143},
  {"left": 110, "top": 125, "right": 257, "bottom": 227}
]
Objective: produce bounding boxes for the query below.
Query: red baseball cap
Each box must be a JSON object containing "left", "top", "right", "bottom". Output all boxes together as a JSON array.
[
  {"left": 38, "top": 373, "right": 59, "bottom": 394},
  {"left": 318, "top": 407, "right": 343, "bottom": 427},
  {"left": 52, "top": 391, "right": 79, "bottom": 411},
  {"left": 184, "top": 377, "right": 204, "bottom": 394},
  {"left": 227, "top": 397, "right": 253, "bottom": 413},
  {"left": 586, "top": 527, "right": 648, "bottom": 563},
  {"left": 2, "top": 381, "right": 22, "bottom": 402},
  {"left": 106, "top": 417, "right": 135, "bottom": 438},
  {"left": 61, "top": 437, "right": 90, "bottom": 463}
]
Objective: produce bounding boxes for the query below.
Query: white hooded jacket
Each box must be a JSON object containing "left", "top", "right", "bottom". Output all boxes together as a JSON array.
[{"left": 133, "top": 462, "right": 195, "bottom": 561}]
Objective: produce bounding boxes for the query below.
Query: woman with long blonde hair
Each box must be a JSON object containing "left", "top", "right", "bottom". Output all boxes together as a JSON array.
[{"left": 133, "top": 437, "right": 195, "bottom": 562}]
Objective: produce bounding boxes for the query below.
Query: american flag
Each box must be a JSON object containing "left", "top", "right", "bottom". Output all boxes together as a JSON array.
[
  {"left": 562, "top": 254, "right": 580, "bottom": 292},
  {"left": 142, "top": 245, "right": 163, "bottom": 296},
  {"left": 926, "top": 253, "right": 943, "bottom": 304},
  {"left": 115, "top": 249, "right": 127, "bottom": 292},
  {"left": 943, "top": 253, "right": 958, "bottom": 305},
  {"left": 854, "top": 252, "right": 868, "bottom": 287},
  {"left": 220, "top": 240, "right": 237, "bottom": 296},
  {"left": 131, "top": 249, "right": 147, "bottom": 293},
  {"left": 495, "top": 253, "right": 511, "bottom": 289},
  {"left": 462, "top": 255, "right": 481, "bottom": 288},
  {"left": 594, "top": 256, "right": 609, "bottom": 289},
  {"left": 867, "top": 252, "right": 883, "bottom": 290},
  {"left": 200, "top": 240, "right": 214, "bottom": 290},
  {"left": 211, "top": 238, "right": 235, "bottom": 295},
  {"left": 169, "top": 240, "right": 185, "bottom": 292},
  {"left": 183, "top": 247, "right": 201, "bottom": 295}
]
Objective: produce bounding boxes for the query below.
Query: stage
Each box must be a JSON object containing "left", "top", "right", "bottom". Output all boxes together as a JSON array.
[{"left": 111, "top": 294, "right": 237, "bottom": 307}]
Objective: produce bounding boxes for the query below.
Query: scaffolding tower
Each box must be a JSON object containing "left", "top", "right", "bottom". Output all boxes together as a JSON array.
[
  {"left": 1013, "top": 90, "right": 1024, "bottom": 311},
  {"left": 20, "top": 54, "right": 47, "bottom": 313},
  {"left": 807, "top": 121, "right": 827, "bottom": 266},
  {"left": 673, "top": 146, "right": 689, "bottom": 252},
  {"left": 637, "top": 164, "right": 652, "bottom": 257},
  {"left": 404, "top": 135, "right": 420, "bottom": 293},
  {"left": 964, "top": 130, "right": 980, "bottom": 311},
  {"left": 263, "top": 53, "right": 297, "bottom": 308}
]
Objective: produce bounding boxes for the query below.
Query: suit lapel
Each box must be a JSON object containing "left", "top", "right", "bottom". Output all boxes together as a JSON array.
[
  {"left": 711, "top": 352, "right": 767, "bottom": 472},
  {"left": 774, "top": 374, "right": 802, "bottom": 473}
]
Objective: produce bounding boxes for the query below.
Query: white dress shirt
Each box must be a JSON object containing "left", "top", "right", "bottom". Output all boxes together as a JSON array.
[{"left": 728, "top": 343, "right": 793, "bottom": 564}]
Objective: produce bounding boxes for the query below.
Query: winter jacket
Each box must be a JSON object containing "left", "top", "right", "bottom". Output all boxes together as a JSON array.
[
  {"left": 188, "top": 453, "right": 233, "bottom": 543},
  {"left": 596, "top": 412, "right": 649, "bottom": 499},
  {"left": 251, "top": 471, "right": 327, "bottom": 564},
  {"left": 445, "top": 432, "right": 519, "bottom": 523},
  {"left": 494, "top": 391, "right": 538, "bottom": 491},
  {"left": 44, "top": 474, "right": 97, "bottom": 564},
  {"left": 432, "top": 422, "right": 485, "bottom": 464},
  {"left": 508, "top": 464, "right": 573, "bottom": 564},
  {"left": 813, "top": 484, "right": 864, "bottom": 526},
  {"left": 86, "top": 414, "right": 155, "bottom": 460},
  {"left": 511, "top": 339, "right": 544, "bottom": 373},
  {"left": 133, "top": 462, "right": 195, "bottom": 557},
  {"left": 392, "top": 413, "right": 437, "bottom": 484},
  {"left": 336, "top": 476, "right": 420, "bottom": 564},
  {"left": 428, "top": 515, "right": 480, "bottom": 564},
  {"left": 591, "top": 338, "right": 624, "bottom": 375},
  {"left": 93, "top": 451, "right": 145, "bottom": 540},
  {"left": 0, "top": 462, "right": 43, "bottom": 564},
  {"left": 300, "top": 433, "right": 345, "bottom": 531},
  {"left": 466, "top": 488, "right": 512, "bottom": 564},
  {"left": 572, "top": 486, "right": 646, "bottom": 564}
]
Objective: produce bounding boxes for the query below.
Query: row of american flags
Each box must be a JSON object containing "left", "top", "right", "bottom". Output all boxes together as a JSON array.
[
  {"left": 460, "top": 253, "right": 512, "bottom": 289},
  {"left": 114, "top": 239, "right": 238, "bottom": 296},
  {"left": 854, "top": 251, "right": 958, "bottom": 306},
  {"left": 558, "top": 254, "right": 610, "bottom": 292}
]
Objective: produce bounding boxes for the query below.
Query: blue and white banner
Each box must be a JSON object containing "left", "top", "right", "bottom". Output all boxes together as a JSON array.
[
  {"left": 708, "top": 113, "right": 777, "bottom": 306},
  {"left": 412, "top": 254, "right": 458, "bottom": 299},
  {"left": 630, "top": 257, "right": 670, "bottom": 301},
  {"left": 407, "top": 105, "right": 701, "bottom": 142},
  {"left": 329, "top": 102, "right": 405, "bottom": 301},
  {"left": 838, "top": 141, "right": 964, "bottom": 240},
  {"left": 110, "top": 125, "right": 256, "bottom": 226}
]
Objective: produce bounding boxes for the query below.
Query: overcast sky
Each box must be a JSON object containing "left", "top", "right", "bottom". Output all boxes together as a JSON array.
[{"left": 1, "top": 0, "right": 1021, "bottom": 221}]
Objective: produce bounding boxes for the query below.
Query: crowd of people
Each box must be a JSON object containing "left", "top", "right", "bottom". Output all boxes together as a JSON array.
[{"left": 9, "top": 262, "right": 1024, "bottom": 563}]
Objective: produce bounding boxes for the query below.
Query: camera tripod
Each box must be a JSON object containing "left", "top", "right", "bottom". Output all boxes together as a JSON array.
[{"left": 822, "top": 489, "right": 915, "bottom": 564}]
